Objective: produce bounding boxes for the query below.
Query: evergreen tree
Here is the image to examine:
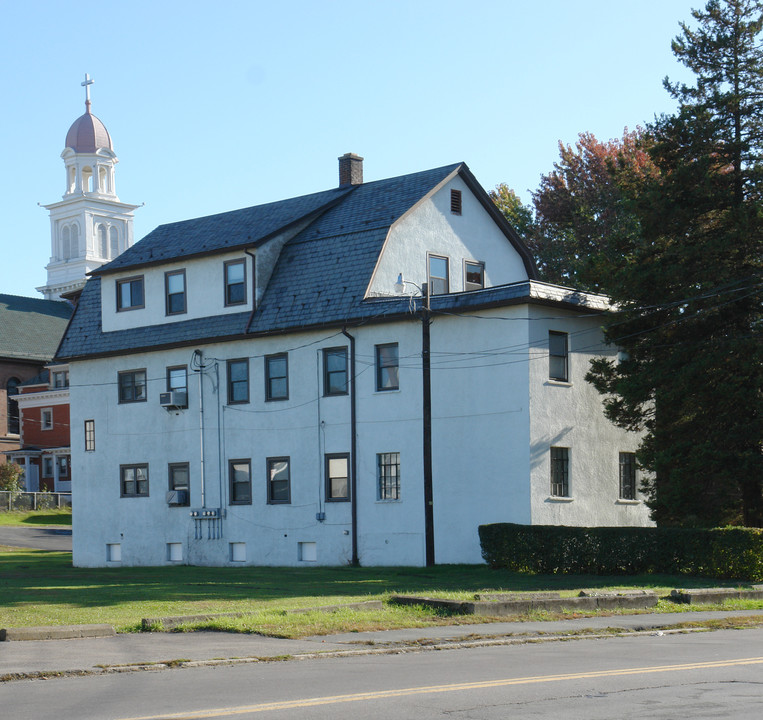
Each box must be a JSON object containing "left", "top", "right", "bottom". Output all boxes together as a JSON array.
[{"left": 587, "top": 0, "right": 763, "bottom": 526}]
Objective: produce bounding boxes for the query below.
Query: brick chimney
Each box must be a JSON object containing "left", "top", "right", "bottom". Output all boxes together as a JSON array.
[{"left": 338, "top": 153, "right": 364, "bottom": 186}]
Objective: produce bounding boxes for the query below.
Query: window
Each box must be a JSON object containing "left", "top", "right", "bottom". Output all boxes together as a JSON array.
[
  {"left": 57, "top": 456, "right": 69, "bottom": 478},
  {"left": 326, "top": 453, "right": 350, "bottom": 501},
  {"left": 428, "top": 255, "right": 449, "bottom": 295},
  {"left": 118, "top": 370, "right": 147, "bottom": 403},
  {"left": 116, "top": 276, "right": 144, "bottom": 311},
  {"left": 375, "top": 343, "right": 399, "bottom": 391},
  {"left": 619, "top": 452, "right": 637, "bottom": 500},
  {"left": 549, "top": 331, "right": 569, "bottom": 382},
  {"left": 227, "top": 359, "right": 249, "bottom": 404},
  {"left": 42, "top": 456, "right": 54, "bottom": 478},
  {"left": 6, "top": 377, "right": 19, "bottom": 435},
  {"left": 267, "top": 457, "right": 290, "bottom": 504},
  {"left": 323, "top": 347, "right": 348, "bottom": 396},
  {"left": 224, "top": 259, "right": 246, "bottom": 306},
  {"left": 265, "top": 353, "right": 288, "bottom": 401},
  {"left": 550, "top": 447, "right": 569, "bottom": 497},
  {"left": 41, "top": 408, "right": 53, "bottom": 431},
  {"left": 378, "top": 452, "right": 400, "bottom": 500},
  {"left": 84, "top": 419, "right": 95, "bottom": 451},
  {"left": 229, "top": 459, "right": 251, "bottom": 504},
  {"left": 166, "top": 366, "right": 188, "bottom": 407},
  {"left": 52, "top": 370, "right": 69, "bottom": 388},
  {"left": 450, "top": 188, "right": 462, "bottom": 215},
  {"left": 165, "top": 270, "right": 186, "bottom": 315},
  {"left": 465, "top": 261, "right": 484, "bottom": 291},
  {"left": 121, "top": 464, "right": 149, "bottom": 497},
  {"left": 169, "top": 463, "right": 190, "bottom": 505}
]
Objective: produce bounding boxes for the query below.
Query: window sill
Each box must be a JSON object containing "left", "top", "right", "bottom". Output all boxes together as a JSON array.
[
  {"left": 545, "top": 380, "right": 572, "bottom": 388},
  {"left": 615, "top": 499, "right": 641, "bottom": 505},
  {"left": 374, "top": 388, "right": 400, "bottom": 395},
  {"left": 545, "top": 496, "right": 574, "bottom": 503}
]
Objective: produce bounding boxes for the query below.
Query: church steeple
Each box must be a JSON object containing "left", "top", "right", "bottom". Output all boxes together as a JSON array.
[{"left": 38, "top": 75, "right": 139, "bottom": 301}]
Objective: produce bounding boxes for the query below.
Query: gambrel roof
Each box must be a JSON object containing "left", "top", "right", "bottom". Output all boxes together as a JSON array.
[{"left": 57, "top": 163, "right": 541, "bottom": 360}]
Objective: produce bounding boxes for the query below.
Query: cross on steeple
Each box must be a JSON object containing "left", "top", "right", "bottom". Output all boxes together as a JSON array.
[{"left": 82, "top": 73, "right": 94, "bottom": 111}]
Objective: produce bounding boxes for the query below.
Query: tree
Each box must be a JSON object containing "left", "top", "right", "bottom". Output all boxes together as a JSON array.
[
  {"left": 587, "top": 0, "right": 763, "bottom": 527},
  {"left": 529, "top": 129, "right": 657, "bottom": 292},
  {"left": 0, "top": 463, "right": 23, "bottom": 495},
  {"left": 489, "top": 183, "right": 534, "bottom": 238}
]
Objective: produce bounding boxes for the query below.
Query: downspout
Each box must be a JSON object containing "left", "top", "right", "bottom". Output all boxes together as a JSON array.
[
  {"left": 193, "top": 349, "right": 206, "bottom": 508},
  {"left": 421, "top": 283, "right": 435, "bottom": 566},
  {"left": 341, "top": 327, "right": 359, "bottom": 566}
]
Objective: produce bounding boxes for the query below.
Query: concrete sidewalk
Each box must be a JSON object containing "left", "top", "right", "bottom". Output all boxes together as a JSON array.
[{"left": 2, "top": 610, "right": 762, "bottom": 680}]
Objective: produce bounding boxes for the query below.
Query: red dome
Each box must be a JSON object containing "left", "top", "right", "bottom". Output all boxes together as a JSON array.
[{"left": 65, "top": 109, "right": 112, "bottom": 153}]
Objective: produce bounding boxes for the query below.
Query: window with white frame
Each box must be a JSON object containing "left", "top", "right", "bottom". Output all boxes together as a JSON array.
[
  {"left": 549, "top": 331, "right": 569, "bottom": 382},
  {"left": 57, "top": 456, "right": 69, "bottom": 478},
  {"left": 41, "top": 408, "right": 53, "bottom": 431},
  {"left": 377, "top": 452, "right": 400, "bottom": 500},
  {"left": 550, "top": 447, "right": 569, "bottom": 497},
  {"left": 52, "top": 370, "right": 69, "bottom": 388}
]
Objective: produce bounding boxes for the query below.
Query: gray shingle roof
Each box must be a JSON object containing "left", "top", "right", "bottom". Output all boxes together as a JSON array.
[
  {"left": 0, "top": 294, "right": 73, "bottom": 362},
  {"left": 57, "top": 163, "right": 545, "bottom": 360}
]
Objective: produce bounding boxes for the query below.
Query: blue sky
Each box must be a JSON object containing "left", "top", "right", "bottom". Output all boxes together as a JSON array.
[{"left": 1, "top": 0, "right": 696, "bottom": 298}]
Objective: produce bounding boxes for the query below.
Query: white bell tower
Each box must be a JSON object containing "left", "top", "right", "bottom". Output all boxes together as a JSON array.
[{"left": 38, "top": 74, "right": 140, "bottom": 300}]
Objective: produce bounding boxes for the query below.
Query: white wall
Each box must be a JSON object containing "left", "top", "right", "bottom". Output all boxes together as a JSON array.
[{"left": 367, "top": 176, "right": 529, "bottom": 298}]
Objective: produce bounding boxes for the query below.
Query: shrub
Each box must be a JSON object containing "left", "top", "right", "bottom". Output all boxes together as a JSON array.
[
  {"left": 479, "top": 523, "right": 763, "bottom": 581},
  {"left": 0, "top": 463, "right": 23, "bottom": 494}
]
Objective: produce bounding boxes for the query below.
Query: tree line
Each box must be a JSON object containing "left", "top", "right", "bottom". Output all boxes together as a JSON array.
[{"left": 493, "top": 0, "right": 762, "bottom": 528}]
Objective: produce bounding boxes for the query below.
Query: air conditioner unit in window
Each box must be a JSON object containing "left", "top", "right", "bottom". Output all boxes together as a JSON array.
[
  {"left": 166, "top": 490, "right": 188, "bottom": 506},
  {"left": 159, "top": 390, "right": 187, "bottom": 409}
]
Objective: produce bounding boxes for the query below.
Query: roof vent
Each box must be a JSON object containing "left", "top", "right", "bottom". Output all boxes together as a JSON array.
[{"left": 338, "top": 153, "right": 364, "bottom": 186}]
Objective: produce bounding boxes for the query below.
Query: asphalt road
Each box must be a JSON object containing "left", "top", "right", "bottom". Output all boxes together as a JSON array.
[
  {"left": 3, "top": 627, "right": 762, "bottom": 719},
  {"left": 0, "top": 525, "right": 72, "bottom": 551}
]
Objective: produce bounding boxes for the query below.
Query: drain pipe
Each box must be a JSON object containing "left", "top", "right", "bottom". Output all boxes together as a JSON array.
[
  {"left": 341, "top": 327, "right": 359, "bottom": 566},
  {"left": 193, "top": 349, "right": 206, "bottom": 508}
]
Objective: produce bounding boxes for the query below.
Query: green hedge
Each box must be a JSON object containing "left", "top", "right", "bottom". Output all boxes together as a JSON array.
[{"left": 478, "top": 523, "right": 763, "bottom": 581}]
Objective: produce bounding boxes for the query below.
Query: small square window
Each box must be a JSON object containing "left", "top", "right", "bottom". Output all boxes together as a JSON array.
[
  {"left": 428, "top": 255, "right": 449, "bottom": 295},
  {"left": 165, "top": 270, "right": 186, "bottom": 315},
  {"left": 550, "top": 447, "right": 569, "bottom": 497},
  {"left": 116, "top": 276, "right": 144, "bottom": 311},
  {"left": 41, "top": 408, "right": 53, "bottom": 431},
  {"left": 375, "top": 343, "right": 399, "bottom": 391},
  {"left": 224, "top": 259, "right": 247, "bottom": 306},
  {"left": 267, "top": 457, "right": 291, "bottom": 504},
  {"left": 118, "top": 370, "right": 147, "bottom": 403},
  {"left": 326, "top": 453, "right": 350, "bottom": 501},
  {"left": 549, "top": 331, "right": 569, "bottom": 382},
  {"left": 465, "top": 261, "right": 484, "bottom": 291},
  {"left": 619, "top": 452, "right": 637, "bottom": 500},
  {"left": 450, "top": 189, "right": 462, "bottom": 215},
  {"left": 265, "top": 354, "right": 288, "bottom": 401},
  {"left": 323, "top": 347, "right": 348, "bottom": 396},
  {"left": 121, "top": 464, "right": 149, "bottom": 497},
  {"left": 227, "top": 359, "right": 249, "bottom": 404},
  {"left": 378, "top": 452, "right": 400, "bottom": 500},
  {"left": 84, "top": 419, "right": 95, "bottom": 451},
  {"left": 229, "top": 459, "right": 251, "bottom": 505}
]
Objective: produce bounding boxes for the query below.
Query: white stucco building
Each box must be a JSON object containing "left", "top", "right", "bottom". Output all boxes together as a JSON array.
[{"left": 57, "top": 155, "right": 651, "bottom": 568}]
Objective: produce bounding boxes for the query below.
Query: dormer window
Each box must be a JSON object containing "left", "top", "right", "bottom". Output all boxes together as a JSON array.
[
  {"left": 450, "top": 189, "right": 462, "bottom": 215},
  {"left": 116, "top": 276, "right": 144, "bottom": 311},
  {"left": 224, "top": 259, "right": 246, "bottom": 306},
  {"left": 52, "top": 370, "right": 69, "bottom": 388},
  {"left": 465, "top": 261, "right": 484, "bottom": 291}
]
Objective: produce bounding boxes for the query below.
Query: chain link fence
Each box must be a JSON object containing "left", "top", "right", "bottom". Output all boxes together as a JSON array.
[{"left": 0, "top": 491, "right": 72, "bottom": 512}]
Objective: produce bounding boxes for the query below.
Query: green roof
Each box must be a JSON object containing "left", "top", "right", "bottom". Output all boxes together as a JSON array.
[{"left": 0, "top": 294, "right": 73, "bottom": 362}]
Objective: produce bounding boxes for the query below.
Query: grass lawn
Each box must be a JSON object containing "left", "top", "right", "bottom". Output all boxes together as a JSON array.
[
  {"left": 2, "top": 546, "right": 762, "bottom": 637},
  {"left": 0, "top": 509, "right": 72, "bottom": 527}
]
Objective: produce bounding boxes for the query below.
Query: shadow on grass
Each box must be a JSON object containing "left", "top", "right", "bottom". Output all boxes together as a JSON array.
[
  {"left": 21, "top": 512, "right": 72, "bottom": 526},
  {"left": 0, "top": 548, "right": 736, "bottom": 614}
]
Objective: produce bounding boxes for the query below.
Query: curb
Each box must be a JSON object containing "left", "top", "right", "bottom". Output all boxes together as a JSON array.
[{"left": 0, "top": 624, "right": 115, "bottom": 642}]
